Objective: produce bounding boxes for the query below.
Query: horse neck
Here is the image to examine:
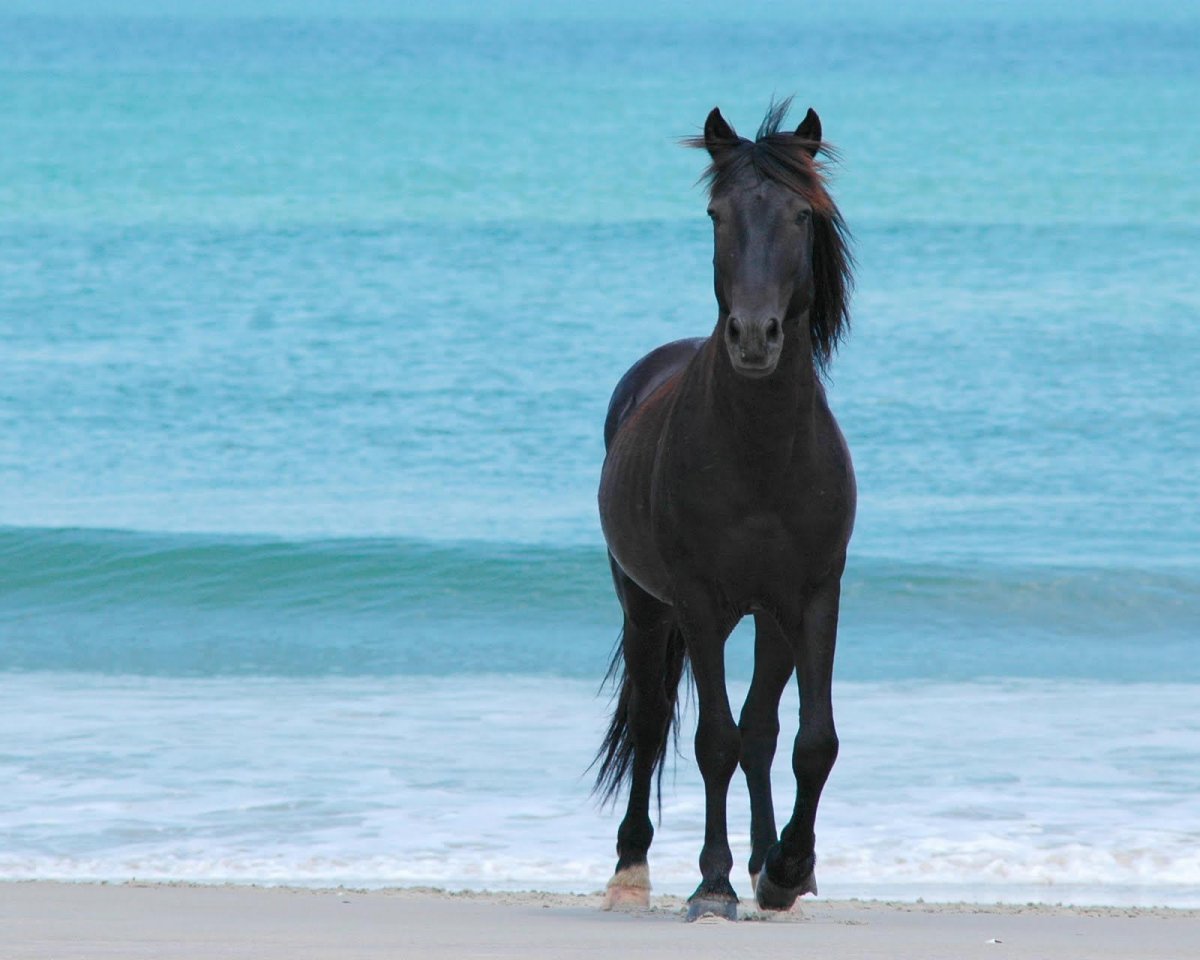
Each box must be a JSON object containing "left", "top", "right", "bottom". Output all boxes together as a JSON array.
[{"left": 703, "top": 321, "right": 818, "bottom": 456}]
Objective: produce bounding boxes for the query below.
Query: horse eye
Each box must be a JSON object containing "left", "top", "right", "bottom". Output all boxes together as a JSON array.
[
  {"left": 707, "top": 209, "right": 718, "bottom": 223},
  {"left": 797, "top": 210, "right": 812, "bottom": 224}
]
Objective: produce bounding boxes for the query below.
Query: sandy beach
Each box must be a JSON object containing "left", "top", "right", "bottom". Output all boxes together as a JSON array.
[{"left": 0, "top": 883, "right": 1196, "bottom": 960}]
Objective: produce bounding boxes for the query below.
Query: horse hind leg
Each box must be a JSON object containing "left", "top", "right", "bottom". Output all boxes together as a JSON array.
[
  {"left": 738, "top": 613, "right": 795, "bottom": 894},
  {"left": 597, "top": 562, "right": 680, "bottom": 910},
  {"left": 603, "top": 618, "right": 675, "bottom": 909}
]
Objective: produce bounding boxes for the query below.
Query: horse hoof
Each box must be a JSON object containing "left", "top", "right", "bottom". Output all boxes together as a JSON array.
[
  {"left": 749, "top": 871, "right": 759, "bottom": 894},
  {"left": 603, "top": 884, "right": 650, "bottom": 910},
  {"left": 754, "top": 865, "right": 817, "bottom": 912},
  {"left": 686, "top": 896, "right": 738, "bottom": 922},
  {"left": 603, "top": 864, "right": 651, "bottom": 911}
]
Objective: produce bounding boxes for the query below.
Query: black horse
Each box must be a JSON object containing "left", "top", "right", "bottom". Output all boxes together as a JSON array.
[{"left": 595, "top": 101, "right": 855, "bottom": 922}]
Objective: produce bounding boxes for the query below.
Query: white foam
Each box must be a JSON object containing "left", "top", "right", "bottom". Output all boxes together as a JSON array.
[{"left": 1, "top": 674, "right": 1197, "bottom": 907}]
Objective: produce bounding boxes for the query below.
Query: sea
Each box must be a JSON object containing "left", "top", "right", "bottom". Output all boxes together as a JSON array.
[{"left": 1, "top": 1, "right": 1197, "bottom": 908}]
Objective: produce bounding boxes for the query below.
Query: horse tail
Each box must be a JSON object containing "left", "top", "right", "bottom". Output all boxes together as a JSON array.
[{"left": 592, "top": 620, "right": 689, "bottom": 808}]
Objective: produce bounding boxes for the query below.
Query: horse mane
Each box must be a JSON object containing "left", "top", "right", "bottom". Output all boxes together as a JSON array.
[{"left": 682, "top": 98, "right": 854, "bottom": 371}]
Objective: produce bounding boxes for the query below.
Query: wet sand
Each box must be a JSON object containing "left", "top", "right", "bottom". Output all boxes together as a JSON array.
[{"left": 2, "top": 882, "right": 1198, "bottom": 960}]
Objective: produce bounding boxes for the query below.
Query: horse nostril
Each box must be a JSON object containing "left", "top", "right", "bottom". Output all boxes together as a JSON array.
[
  {"left": 766, "top": 317, "right": 781, "bottom": 343},
  {"left": 728, "top": 317, "right": 742, "bottom": 343}
]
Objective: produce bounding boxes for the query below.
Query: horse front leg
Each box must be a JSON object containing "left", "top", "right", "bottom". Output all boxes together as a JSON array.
[
  {"left": 739, "top": 612, "right": 794, "bottom": 893},
  {"left": 756, "top": 575, "right": 842, "bottom": 912},
  {"left": 678, "top": 595, "right": 741, "bottom": 921}
]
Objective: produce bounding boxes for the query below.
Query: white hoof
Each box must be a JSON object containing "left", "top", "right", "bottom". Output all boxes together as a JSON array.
[{"left": 603, "top": 864, "right": 651, "bottom": 911}]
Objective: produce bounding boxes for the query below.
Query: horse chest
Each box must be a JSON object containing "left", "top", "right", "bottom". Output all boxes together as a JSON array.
[
  {"left": 663, "top": 487, "right": 810, "bottom": 576},
  {"left": 655, "top": 451, "right": 848, "bottom": 598},
  {"left": 715, "top": 513, "right": 798, "bottom": 579}
]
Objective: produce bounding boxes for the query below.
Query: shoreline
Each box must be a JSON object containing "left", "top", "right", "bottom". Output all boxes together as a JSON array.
[{"left": 2, "top": 882, "right": 1197, "bottom": 960}]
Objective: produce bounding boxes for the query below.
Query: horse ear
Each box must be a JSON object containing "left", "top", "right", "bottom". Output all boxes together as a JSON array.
[
  {"left": 794, "top": 107, "right": 822, "bottom": 156},
  {"left": 703, "top": 107, "right": 739, "bottom": 159}
]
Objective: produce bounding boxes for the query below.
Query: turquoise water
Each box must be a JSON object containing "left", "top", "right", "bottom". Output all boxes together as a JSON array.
[{"left": 1, "top": 4, "right": 1197, "bottom": 903}]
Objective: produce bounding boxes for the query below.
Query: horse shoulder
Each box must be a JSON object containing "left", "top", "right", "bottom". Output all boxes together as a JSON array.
[{"left": 603, "top": 337, "right": 707, "bottom": 451}]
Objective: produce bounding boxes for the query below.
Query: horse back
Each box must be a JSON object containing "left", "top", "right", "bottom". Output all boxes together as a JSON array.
[{"left": 603, "top": 338, "right": 707, "bottom": 451}]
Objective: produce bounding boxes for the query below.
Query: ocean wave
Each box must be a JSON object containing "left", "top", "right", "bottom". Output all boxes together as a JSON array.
[
  {"left": 0, "top": 526, "right": 607, "bottom": 613},
  {"left": 1, "top": 526, "right": 1196, "bottom": 680}
]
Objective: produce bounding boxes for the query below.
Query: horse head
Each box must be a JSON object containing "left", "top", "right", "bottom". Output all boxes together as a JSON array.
[{"left": 688, "top": 100, "right": 852, "bottom": 380}]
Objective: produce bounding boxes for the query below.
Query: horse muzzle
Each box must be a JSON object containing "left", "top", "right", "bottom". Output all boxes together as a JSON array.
[{"left": 724, "top": 314, "right": 783, "bottom": 378}]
